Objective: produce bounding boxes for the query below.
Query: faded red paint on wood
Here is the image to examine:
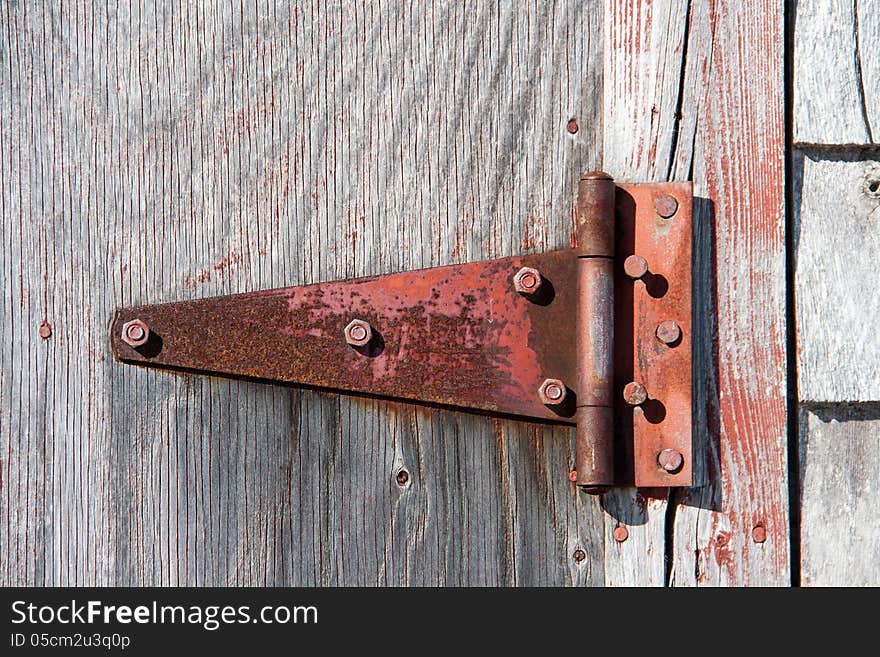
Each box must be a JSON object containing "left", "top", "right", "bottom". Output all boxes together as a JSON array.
[{"left": 604, "top": 0, "right": 789, "bottom": 585}]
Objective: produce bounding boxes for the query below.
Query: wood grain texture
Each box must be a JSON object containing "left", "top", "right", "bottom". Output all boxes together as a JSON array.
[
  {"left": 794, "top": 0, "right": 879, "bottom": 146},
  {"left": 0, "top": 1, "right": 606, "bottom": 586},
  {"left": 794, "top": 153, "right": 880, "bottom": 402},
  {"left": 799, "top": 406, "right": 880, "bottom": 586},
  {"left": 605, "top": 0, "right": 790, "bottom": 585}
]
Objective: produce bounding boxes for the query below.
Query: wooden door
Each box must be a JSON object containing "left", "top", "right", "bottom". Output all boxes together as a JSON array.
[{"left": 6, "top": 0, "right": 858, "bottom": 587}]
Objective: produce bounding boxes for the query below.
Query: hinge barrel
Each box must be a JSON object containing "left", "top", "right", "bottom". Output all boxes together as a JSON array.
[{"left": 575, "top": 172, "right": 616, "bottom": 491}]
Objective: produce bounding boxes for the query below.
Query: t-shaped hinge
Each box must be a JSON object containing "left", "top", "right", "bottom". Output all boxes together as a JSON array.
[{"left": 112, "top": 173, "right": 693, "bottom": 491}]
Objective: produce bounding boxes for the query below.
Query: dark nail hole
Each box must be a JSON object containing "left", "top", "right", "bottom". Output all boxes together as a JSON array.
[
  {"left": 396, "top": 469, "right": 410, "bottom": 487},
  {"left": 573, "top": 549, "right": 586, "bottom": 563}
]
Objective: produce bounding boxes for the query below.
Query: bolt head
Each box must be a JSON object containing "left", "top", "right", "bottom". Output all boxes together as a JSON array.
[
  {"left": 613, "top": 526, "right": 629, "bottom": 543},
  {"left": 654, "top": 194, "right": 679, "bottom": 218},
  {"left": 121, "top": 319, "right": 150, "bottom": 347},
  {"left": 658, "top": 448, "right": 684, "bottom": 473},
  {"left": 623, "top": 381, "right": 648, "bottom": 406},
  {"left": 656, "top": 320, "right": 682, "bottom": 345},
  {"left": 752, "top": 525, "right": 767, "bottom": 543},
  {"left": 513, "top": 266, "right": 542, "bottom": 295},
  {"left": 344, "top": 319, "right": 373, "bottom": 347},
  {"left": 623, "top": 254, "right": 648, "bottom": 280},
  {"left": 538, "top": 378, "right": 567, "bottom": 405}
]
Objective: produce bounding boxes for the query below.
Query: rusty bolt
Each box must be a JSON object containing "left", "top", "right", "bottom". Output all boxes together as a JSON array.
[
  {"left": 568, "top": 469, "right": 578, "bottom": 483},
  {"left": 623, "top": 381, "right": 648, "bottom": 406},
  {"left": 39, "top": 321, "right": 52, "bottom": 339},
  {"left": 752, "top": 524, "right": 767, "bottom": 544},
  {"left": 538, "top": 378, "right": 567, "bottom": 405},
  {"left": 344, "top": 319, "right": 373, "bottom": 347},
  {"left": 623, "top": 254, "right": 648, "bottom": 280},
  {"left": 513, "top": 266, "right": 542, "bottom": 295},
  {"left": 654, "top": 194, "right": 679, "bottom": 218},
  {"left": 573, "top": 549, "right": 586, "bottom": 564},
  {"left": 613, "top": 526, "right": 629, "bottom": 543},
  {"left": 658, "top": 448, "right": 684, "bottom": 473},
  {"left": 566, "top": 117, "right": 579, "bottom": 134},
  {"left": 121, "top": 319, "right": 150, "bottom": 348},
  {"left": 396, "top": 469, "right": 410, "bottom": 487},
  {"left": 656, "top": 320, "right": 682, "bottom": 345}
]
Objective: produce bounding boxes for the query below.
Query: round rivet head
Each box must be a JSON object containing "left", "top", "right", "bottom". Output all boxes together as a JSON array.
[
  {"left": 613, "top": 526, "right": 629, "bottom": 543},
  {"left": 538, "top": 378, "right": 567, "bottom": 405},
  {"left": 623, "top": 381, "right": 648, "bottom": 406},
  {"left": 121, "top": 319, "right": 150, "bottom": 348},
  {"left": 752, "top": 524, "right": 767, "bottom": 544},
  {"left": 654, "top": 194, "right": 679, "bottom": 218},
  {"left": 513, "top": 266, "right": 542, "bottom": 295},
  {"left": 566, "top": 117, "right": 579, "bottom": 134},
  {"left": 656, "top": 320, "right": 682, "bottom": 345},
  {"left": 624, "top": 255, "right": 648, "bottom": 280},
  {"left": 658, "top": 448, "right": 684, "bottom": 473},
  {"left": 344, "top": 319, "right": 373, "bottom": 347}
]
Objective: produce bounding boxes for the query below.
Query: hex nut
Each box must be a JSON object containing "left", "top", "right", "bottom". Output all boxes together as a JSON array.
[
  {"left": 513, "top": 267, "right": 542, "bottom": 295},
  {"left": 538, "top": 378, "right": 567, "bottom": 405},
  {"left": 121, "top": 319, "right": 150, "bottom": 348},
  {"left": 623, "top": 255, "right": 649, "bottom": 280},
  {"left": 344, "top": 319, "right": 373, "bottom": 347},
  {"left": 623, "top": 381, "right": 648, "bottom": 406}
]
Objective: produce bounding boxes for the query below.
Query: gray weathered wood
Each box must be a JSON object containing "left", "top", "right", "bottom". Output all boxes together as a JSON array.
[
  {"left": 793, "top": 1, "right": 880, "bottom": 587},
  {"left": 605, "top": 0, "right": 790, "bottom": 586},
  {"left": 799, "top": 406, "right": 880, "bottom": 586},
  {"left": 794, "top": 0, "right": 880, "bottom": 145},
  {"left": 794, "top": 153, "right": 880, "bottom": 402},
  {"left": 0, "top": 1, "right": 607, "bottom": 586}
]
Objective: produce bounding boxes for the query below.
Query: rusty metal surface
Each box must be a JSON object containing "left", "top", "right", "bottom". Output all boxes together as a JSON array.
[
  {"left": 615, "top": 182, "right": 693, "bottom": 487},
  {"left": 111, "top": 180, "right": 693, "bottom": 490},
  {"left": 574, "top": 173, "right": 617, "bottom": 490},
  {"left": 112, "top": 250, "right": 578, "bottom": 423}
]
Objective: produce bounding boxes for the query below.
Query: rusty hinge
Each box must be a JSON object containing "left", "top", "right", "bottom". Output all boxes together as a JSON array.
[{"left": 111, "top": 173, "right": 692, "bottom": 491}]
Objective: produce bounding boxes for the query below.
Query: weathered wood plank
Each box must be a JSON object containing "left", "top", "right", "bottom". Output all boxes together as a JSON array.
[
  {"left": 794, "top": 0, "right": 879, "bottom": 145},
  {"left": 794, "top": 153, "right": 880, "bottom": 402},
  {"left": 605, "top": 0, "right": 790, "bottom": 585},
  {"left": 799, "top": 406, "right": 880, "bottom": 586},
  {"left": 0, "top": 1, "right": 606, "bottom": 585}
]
